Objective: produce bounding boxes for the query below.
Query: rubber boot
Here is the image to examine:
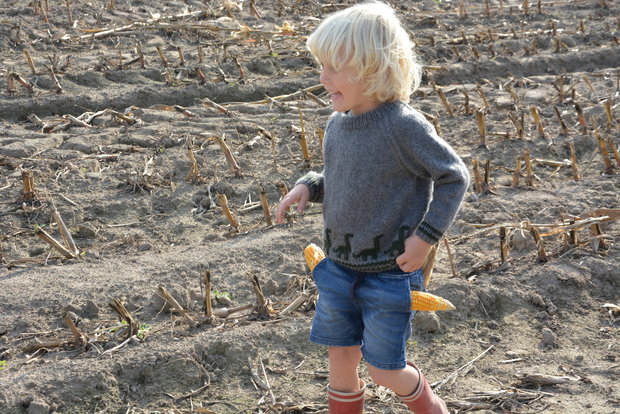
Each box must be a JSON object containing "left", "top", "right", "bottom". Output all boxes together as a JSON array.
[
  {"left": 397, "top": 362, "right": 448, "bottom": 414},
  {"left": 327, "top": 380, "right": 366, "bottom": 414}
]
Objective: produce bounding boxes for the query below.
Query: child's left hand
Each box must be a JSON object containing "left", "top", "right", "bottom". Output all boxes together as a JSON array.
[{"left": 396, "top": 235, "right": 432, "bottom": 273}]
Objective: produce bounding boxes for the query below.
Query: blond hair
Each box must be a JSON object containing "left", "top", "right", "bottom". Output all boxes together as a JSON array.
[{"left": 306, "top": 1, "right": 421, "bottom": 103}]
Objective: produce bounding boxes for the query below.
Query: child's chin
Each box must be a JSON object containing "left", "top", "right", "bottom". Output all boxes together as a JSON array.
[{"left": 331, "top": 101, "right": 347, "bottom": 112}]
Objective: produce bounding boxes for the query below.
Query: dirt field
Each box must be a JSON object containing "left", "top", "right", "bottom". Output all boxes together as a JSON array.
[{"left": 0, "top": 0, "right": 619, "bottom": 413}]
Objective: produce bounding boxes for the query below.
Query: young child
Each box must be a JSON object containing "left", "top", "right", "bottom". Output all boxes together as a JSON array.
[{"left": 275, "top": 2, "right": 469, "bottom": 413}]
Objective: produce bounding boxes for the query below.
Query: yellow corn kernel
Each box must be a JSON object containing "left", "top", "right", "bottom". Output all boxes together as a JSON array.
[
  {"left": 304, "top": 243, "right": 325, "bottom": 271},
  {"left": 411, "top": 291, "right": 456, "bottom": 311}
]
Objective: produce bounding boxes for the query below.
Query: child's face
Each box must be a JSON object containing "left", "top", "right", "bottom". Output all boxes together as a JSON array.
[{"left": 319, "top": 62, "right": 380, "bottom": 115}]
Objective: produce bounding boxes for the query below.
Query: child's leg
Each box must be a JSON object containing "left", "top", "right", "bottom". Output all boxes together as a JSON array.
[
  {"left": 366, "top": 362, "right": 418, "bottom": 395},
  {"left": 327, "top": 346, "right": 365, "bottom": 413},
  {"left": 308, "top": 260, "right": 366, "bottom": 412},
  {"left": 367, "top": 362, "right": 448, "bottom": 414},
  {"left": 354, "top": 269, "right": 447, "bottom": 413},
  {"left": 328, "top": 345, "right": 363, "bottom": 391}
]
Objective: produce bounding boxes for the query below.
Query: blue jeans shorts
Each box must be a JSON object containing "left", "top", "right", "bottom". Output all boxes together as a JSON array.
[{"left": 309, "top": 258, "right": 425, "bottom": 370}]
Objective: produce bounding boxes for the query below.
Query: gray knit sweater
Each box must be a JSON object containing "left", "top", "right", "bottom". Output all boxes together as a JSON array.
[{"left": 297, "top": 100, "right": 469, "bottom": 272}]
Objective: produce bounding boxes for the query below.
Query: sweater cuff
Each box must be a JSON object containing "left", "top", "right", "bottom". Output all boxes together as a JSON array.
[
  {"left": 415, "top": 221, "right": 443, "bottom": 245},
  {"left": 295, "top": 171, "right": 324, "bottom": 203}
]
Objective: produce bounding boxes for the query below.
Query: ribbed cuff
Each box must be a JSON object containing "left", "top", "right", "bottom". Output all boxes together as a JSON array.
[
  {"left": 295, "top": 171, "right": 324, "bottom": 203},
  {"left": 415, "top": 221, "right": 443, "bottom": 245}
]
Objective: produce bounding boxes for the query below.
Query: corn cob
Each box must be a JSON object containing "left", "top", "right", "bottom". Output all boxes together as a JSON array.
[
  {"left": 303, "top": 243, "right": 455, "bottom": 311},
  {"left": 410, "top": 291, "right": 456, "bottom": 311},
  {"left": 304, "top": 243, "right": 325, "bottom": 271}
]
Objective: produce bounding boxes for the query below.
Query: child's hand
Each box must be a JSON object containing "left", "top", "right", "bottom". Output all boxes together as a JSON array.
[
  {"left": 275, "top": 184, "right": 310, "bottom": 223},
  {"left": 396, "top": 235, "right": 432, "bottom": 272}
]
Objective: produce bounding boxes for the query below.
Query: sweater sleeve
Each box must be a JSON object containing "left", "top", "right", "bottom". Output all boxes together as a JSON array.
[
  {"left": 292, "top": 113, "right": 336, "bottom": 204},
  {"left": 390, "top": 110, "right": 470, "bottom": 244},
  {"left": 295, "top": 170, "right": 324, "bottom": 203}
]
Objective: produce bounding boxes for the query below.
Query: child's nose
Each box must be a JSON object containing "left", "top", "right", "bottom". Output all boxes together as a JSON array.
[{"left": 319, "top": 69, "right": 328, "bottom": 84}]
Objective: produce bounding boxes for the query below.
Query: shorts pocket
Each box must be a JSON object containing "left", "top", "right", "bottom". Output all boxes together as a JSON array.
[
  {"left": 311, "top": 257, "right": 330, "bottom": 285},
  {"left": 408, "top": 268, "right": 425, "bottom": 293},
  {"left": 371, "top": 273, "right": 412, "bottom": 312}
]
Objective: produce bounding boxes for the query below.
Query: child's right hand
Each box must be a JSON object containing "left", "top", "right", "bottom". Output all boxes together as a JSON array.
[{"left": 275, "top": 184, "right": 310, "bottom": 223}]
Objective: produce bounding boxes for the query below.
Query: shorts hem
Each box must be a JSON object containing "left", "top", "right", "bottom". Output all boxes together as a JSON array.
[
  {"left": 363, "top": 354, "right": 407, "bottom": 370},
  {"left": 309, "top": 335, "right": 362, "bottom": 347}
]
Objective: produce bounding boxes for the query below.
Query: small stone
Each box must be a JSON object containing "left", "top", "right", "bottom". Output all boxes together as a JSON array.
[
  {"left": 138, "top": 243, "right": 153, "bottom": 251},
  {"left": 529, "top": 293, "right": 546, "bottom": 308},
  {"left": 200, "top": 197, "right": 212, "bottom": 209},
  {"left": 414, "top": 311, "right": 441, "bottom": 333},
  {"left": 541, "top": 328, "right": 556, "bottom": 348},
  {"left": 487, "top": 320, "right": 500, "bottom": 329},
  {"left": 83, "top": 300, "right": 100, "bottom": 318},
  {"left": 75, "top": 224, "right": 97, "bottom": 239},
  {"left": 506, "top": 349, "right": 528, "bottom": 358},
  {"left": 510, "top": 228, "right": 530, "bottom": 251},
  {"left": 27, "top": 400, "right": 50, "bottom": 414},
  {"left": 262, "top": 278, "right": 279, "bottom": 296}
]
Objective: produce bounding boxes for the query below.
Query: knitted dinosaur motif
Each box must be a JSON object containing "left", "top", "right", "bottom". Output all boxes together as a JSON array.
[
  {"left": 384, "top": 226, "right": 411, "bottom": 256},
  {"left": 332, "top": 233, "right": 354, "bottom": 261},
  {"left": 324, "top": 228, "right": 332, "bottom": 256},
  {"left": 353, "top": 234, "right": 383, "bottom": 261}
]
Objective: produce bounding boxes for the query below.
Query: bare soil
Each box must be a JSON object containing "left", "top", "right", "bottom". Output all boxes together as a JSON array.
[{"left": 0, "top": 1, "right": 619, "bottom": 413}]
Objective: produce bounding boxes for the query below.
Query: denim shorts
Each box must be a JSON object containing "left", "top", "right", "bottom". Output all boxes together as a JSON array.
[{"left": 309, "top": 258, "right": 425, "bottom": 370}]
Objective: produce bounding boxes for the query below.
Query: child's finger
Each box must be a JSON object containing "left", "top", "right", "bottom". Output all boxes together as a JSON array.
[
  {"left": 275, "top": 200, "right": 291, "bottom": 223},
  {"left": 296, "top": 192, "right": 309, "bottom": 213}
]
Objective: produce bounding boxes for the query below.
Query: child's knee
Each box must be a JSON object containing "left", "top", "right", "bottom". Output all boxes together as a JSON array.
[
  {"left": 367, "top": 365, "right": 400, "bottom": 387},
  {"left": 329, "top": 345, "right": 362, "bottom": 361}
]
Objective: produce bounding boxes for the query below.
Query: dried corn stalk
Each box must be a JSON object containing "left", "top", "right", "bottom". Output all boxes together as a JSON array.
[
  {"left": 258, "top": 186, "right": 272, "bottom": 226},
  {"left": 157, "top": 285, "right": 195, "bottom": 325},
  {"left": 298, "top": 109, "right": 311, "bottom": 164},
  {"left": 512, "top": 156, "right": 522, "bottom": 187},
  {"left": 23, "top": 49, "right": 37, "bottom": 74},
  {"left": 109, "top": 298, "right": 138, "bottom": 338},
  {"left": 20, "top": 170, "right": 37, "bottom": 202},
  {"left": 53, "top": 209, "right": 79, "bottom": 257},
  {"left": 63, "top": 312, "right": 86, "bottom": 346},
  {"left": 422, "top": 244, "right": 437, "bottom": 288},
  {"left": 185, "top": 144, "right": 205, "bottom": 183},
  {"left": 529, "top": 227, "right": 548, "bottom": 262},
  {"left": 202, "top": 270, "right": 213, "bottom": 318},
  {"left": 250, "top": 272, "right": 273, "bottom": 317},
  {"left": 216, "top": 193, "right": 239, "bottom": 230},
  {"left": 569, "top": 142, "right": 580, "bottom": 180},
  {"left": 530, "top": 106, "right": 546, "bottom": 139},
  {"left": 603, "top": 100, "right": 613, "bottom": 131},
  {"left": 471, "top": 159, "right": 484, "bottom": 193},
  {"left": 608, "top": 138, "right": 620, "bottom": 166},
  {"left": 553, "top": 106, "right": 569, "bottom": 136},
  {"left": 435, "top": 86, "right": 454, "bottom": 116},
  {"left": 214, "top": 135, "right": 242, "bottom": 177},
  {"left": 475, "top": 108, "right": 486, "bottom": 146},
  {"left": 595, "top": 131, "right": 615, "bottom": 174},
  {"left": 523, "top": 150, "right": 534, "bottom": 186}
]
